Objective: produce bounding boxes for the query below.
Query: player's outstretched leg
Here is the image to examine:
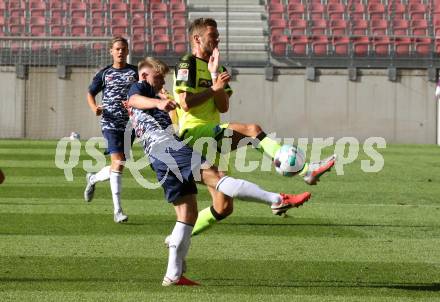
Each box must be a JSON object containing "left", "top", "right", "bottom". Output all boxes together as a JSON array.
[
  {"left": 226, "top": 123, "right": 337, "bottom": 186},
  {"left": 192, "top": 167, "right": 311, "bottom": 236},
  {"left": 301, "top": 154, "right": 337, "bottom": 185},
  {"left": 84, "top": 165, "right": 111, "bottom": 202}
]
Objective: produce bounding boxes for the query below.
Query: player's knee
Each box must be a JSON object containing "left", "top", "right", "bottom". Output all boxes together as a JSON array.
[
  {"left": 248, "top": 123, "right": 262, "bottom": 136},
  {"left": 217, "top": 170, "right": 227, "bottom": 179}
]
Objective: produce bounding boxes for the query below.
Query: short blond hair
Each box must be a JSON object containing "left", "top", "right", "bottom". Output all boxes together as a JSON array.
[{"left": 138, "top": 57, "right": 170, "bottom": 75}]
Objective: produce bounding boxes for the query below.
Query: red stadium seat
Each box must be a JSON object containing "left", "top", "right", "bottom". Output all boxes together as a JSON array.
[
  {"left": 271, "top": 34, "right": 288, "bottom": 56},
  {"left": 268, "top": 2, "right": 284, "bottom": 19},
  {"left": 350, "top": 3, "right": 366, "bottom": 20},
  {"left": 352, "top": 36, "right": 370, "bottom": 56},
  {"left": 173, "top": 34, "right": 187, "bottom": 54},
  {"left": 71, "top": 17, "right": 87, "bottom": 36},
  {"left": 372, "top": 37, "right": 391, "bottom": 56},
  {"left": 395, "top": 37, "right": 411, "bottom": 56},
  {"left": 351, "top": 19, "right": 369, "bottom": 35},
  {"left": 392, "top": 19, "right": 409, "bottom": 35},
  {"left": 152, "top": 18, "right": 169, "bottom": 36},
  {"left": 51, "top": 25, "right": 64, "bottom": 36},
  {"left": 269, "top": 14, "right": 282, "bottom": 23},
  {"left": 270, "top": 19, "right": 287, "bottom": 36},
  {"left": 414, "top": 38, "right": 431, "bottom": 55},
  {"left": 371, "top": 19, "right": 388, "bottom": 36},
  {"left": 309, "top": 3, "right": 325, "bottom": 20},
  {"left": 310, "top": 19, "right": 327, "bottom": 35},
  {"left": 327, "top": 3, "right": 345, "bottom": 20},
  {"left": 289, "top": 19, "right": 307, "bottom": 35},
  {"left": 0, "top": 2, "right": 6, "bottom": 16},
  {"left": 170, "top": 3, "right": 186, "bottom": 19},
  {"left": 411, "top": 19, "right": 428, "bottom": 36},
  {"left": 311, "top": 35, "right": 328, "bottom": 55},
  {"left": 30, "top": 1, "right": 47, "bottom": 17},
  {"left": 130, "top": 3, "right": 146, "bottom": 19},
  {"left": 70, "top": 2, "right": 87, "bottom": 18},
  {"left": 9, "top": 1, "right": 25, "bottom": 10},
  {"left": 30, "top": 16, "right": 46, "bottom": 36},
  {"left": 368, "top": 3, "right": 386, "bottom": 20},
  {"left": 50, "top": 1, "right": 67, "bottom": 19},
  {"left": 172, "top": 18, "right": 186, "bottom": 35},
  {"left": 408, "top": 3, "right": 427, "bottom": 20},
  {"left": 330, "top": 19, "right": 348, "bottom": 35},
  {"left": 132, "top": 17, "right": 146, "bottom": 36},
  {"left": 111, "top": 18, "right": 129, "bottom": 36},
  {"left": 290, "top": 35, "right": 309, "bottom": 55},
  {"left": 152, "top": 34, "right": 170, "bottom": 55},
  {"left": 8, "top": 16, "right": 25, "bottom": 36},
  {"left": 151, "top": 3, "right": 168, "bottom": 19},
  {"left": 132, "top": 34, "right": 148, "bottom": 54},
  {"left": 110, "top": 3, "right": 128, "bottom": 19},
  {"left": 333, "top": 36, "right": 349, "bottom": 55},
  {"left": 10, "top": 8, "right": 25, "bottom": 18},
  {"left": 287, "top": 3, "right": 305, "bottom": 20},
  {"left": 389, "top": 3, "right": 406, "bottom": 20},
  {"left": 90, "top": 2, "right": 106, "bottom": 20}
]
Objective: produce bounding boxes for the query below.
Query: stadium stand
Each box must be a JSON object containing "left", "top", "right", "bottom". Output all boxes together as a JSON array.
[
  {"left": 0, "top": 0, "right": 438, "bottom": 64},
  {"left": 268, "top": 0, "right": 438, "bottom": 58},
  {"left": 0, "top": 0, "right": 188, "bottom": 56}
]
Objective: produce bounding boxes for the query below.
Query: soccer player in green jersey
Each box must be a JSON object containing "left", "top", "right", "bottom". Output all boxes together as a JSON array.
[{"left": 173, "top": 18, "right": 337, "bottom": 235}]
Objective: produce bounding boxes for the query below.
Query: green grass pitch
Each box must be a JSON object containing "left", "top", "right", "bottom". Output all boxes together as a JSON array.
[{"left": 0, "top": 139, "right": 439, "bottom": 301}]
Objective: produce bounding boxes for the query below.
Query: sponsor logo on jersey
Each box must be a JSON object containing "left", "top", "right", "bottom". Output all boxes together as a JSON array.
[
  {"left": 177, "top": 69, "right": 189, "bottom": 81},
  {"left": 179, "top": 62, "right": 189, "bottom": 69}
]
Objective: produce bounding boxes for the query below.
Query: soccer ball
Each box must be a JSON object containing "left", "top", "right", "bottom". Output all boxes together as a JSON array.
[
  {"left": 70, "top": 132, "right": 80, "bottom": 140},
  {"left": 273, "top": 145, "right": 306, "bottom": 176}
]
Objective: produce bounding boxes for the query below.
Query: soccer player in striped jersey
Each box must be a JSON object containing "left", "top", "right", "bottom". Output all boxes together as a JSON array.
[
  {"left": 84, "top": 37, "right": 138, "bottom": 223},
  {"left": 127, "top": 57, "right": 311, "bottom": 286}
]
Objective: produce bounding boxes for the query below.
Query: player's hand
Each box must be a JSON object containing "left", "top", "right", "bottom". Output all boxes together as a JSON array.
[
  {"left": 122, "top": 100, "right": 129, "bottom": 110},
  {"left": 94, "top": 105, "right": 103, "bottom": 116},
  {"left": 156, "top": 99, "right": 177, "bottom": 112},
  {"left": 208, "top": 47, "right": 219, "bottom": 73},
  {"left": 212, "top": 71, "right": 231, "bottom": 91}
]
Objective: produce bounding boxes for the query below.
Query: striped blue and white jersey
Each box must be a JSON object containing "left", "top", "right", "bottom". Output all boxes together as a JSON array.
[{"left": 89, "top": 64, "right": 138, "bottom": 131}]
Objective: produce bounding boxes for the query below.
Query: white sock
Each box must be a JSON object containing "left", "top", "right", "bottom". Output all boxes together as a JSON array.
[
  {"left": 216, "top": 176, "right": 281, "bottom": 204},
  {"left": 110, "top": 170, "right": 122, "bottom": 214},
  {"left": 165, "top": 221, "right": 193, "bottom": 281},
  {"left": 90, "top": 166, "right": 111, "bottom": 185}
]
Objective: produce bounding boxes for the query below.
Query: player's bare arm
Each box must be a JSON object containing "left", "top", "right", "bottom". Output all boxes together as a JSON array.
[
  {"left": 129, "top": 94, "right": 177, "bottom": 112},
  {"left": 87, "top": 93, "right": 102, "bottom": 116}
]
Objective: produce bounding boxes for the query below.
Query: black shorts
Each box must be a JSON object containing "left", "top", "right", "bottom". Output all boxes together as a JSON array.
[
  {"left": 102, "top": 129, "right": 135, "bottom": 155},
  {"left": 149, "top": 142, "right": 205, "bottom": 203}
]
